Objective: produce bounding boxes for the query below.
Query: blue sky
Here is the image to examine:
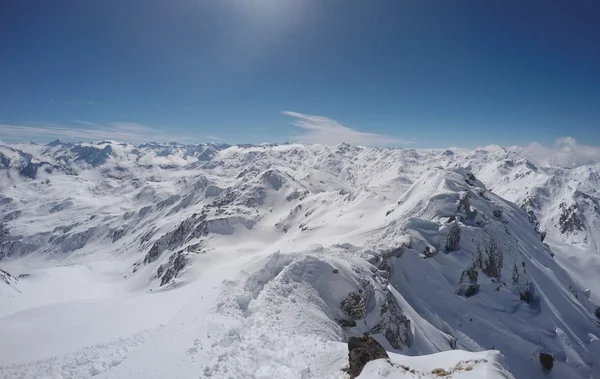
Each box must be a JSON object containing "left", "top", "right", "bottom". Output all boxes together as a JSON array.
[{"left": 1, "top": 0, "right": 599, "bottom": 148}]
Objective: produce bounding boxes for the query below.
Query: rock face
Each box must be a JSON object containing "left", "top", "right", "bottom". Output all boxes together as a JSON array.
[
  {"left": 341, "top": 291, "right": 368, "bottom": 319},
  {"left": 558, "top": 202, "right": 583, "bottom": 235},
  {"left": 158, "top": 251, "right": 188, "bottom": 286},
  {"left": 347, "top": 336, "right": 389, "bottom": 379},
  {"left": 0, "top": 268, "right": 17, "bottom": 286},
  {"left": 340, "top": 277, "right": 412, "bottom": 350},
  {"left": 370, "top": 292, "right": 412, "bottom": 349}
]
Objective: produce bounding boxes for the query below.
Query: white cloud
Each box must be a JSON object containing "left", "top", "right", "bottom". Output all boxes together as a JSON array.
[
  {"left": 0, "top": 122, "right": 192, "bottom": 144},
  {"left": 283, "top": 111, "right": 409, "bottom": 146},
  {"left": 508, "top": 137, "right": 600, "bottom": 168}
]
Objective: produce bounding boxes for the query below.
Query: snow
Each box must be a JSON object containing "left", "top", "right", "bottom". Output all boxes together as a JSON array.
[
  {"left": 357, "top": 350, "right": 514, "bottom": 379},
  {"left": 1, "top": 141, "right": 600, "bottom": 379}
]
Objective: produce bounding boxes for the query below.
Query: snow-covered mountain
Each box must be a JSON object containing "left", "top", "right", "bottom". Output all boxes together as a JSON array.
[{"left": 0, "top": 140, "right": 599, "bottom": 379}]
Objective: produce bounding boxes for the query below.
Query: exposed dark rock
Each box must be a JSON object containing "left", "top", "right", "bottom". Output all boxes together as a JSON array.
[
  {"left": 72, "top": 145, "right": 113, "bottom": 166},
  {"left": 512, "top": 263, "right": 520, "bottom": 285},
  {"left": 539, "top": 352, "right": 554, "bottom": 371},
  {"left": 457, "top": 193, "right": 477, "bottom": 220},
  {"left": 347, "top": 336, "right": 389, "bottom": 379},
  {"left": 477, "top": 239, "right": 502, "bottom": 279},
  {"left": 458, "top": 284, "right": 480, "bottom": 297},
  {"left": 3, "top": 210, "right": 21, "bottom": 221},
  {"left": 423, "top": 246, "right": 437, "bottom": 258},
  {"left": 19, "top": 161, "right": 55, "bottom": 179},
  {"left": 51, "top": 226, "right": 98, "bottom": 252},
  {"left": 332, "top": 268, "right": 339, "bottom": 274},
  {"left": 540, "top": 231, "right": 547, "bottom": 242},
  {"left": 460, "top": 261, "right": 479, "bottom": 283},
  {"left": 493, "top": 209, "right": 502, "bottom": 218},
  {"left": 465, "top": 172, "right": 477, "bottom": 186},
  {"left": 337, "top": 319, "right": 356, "bottom": 328},
  {"left": 0, "top": 268, "right": 17, "bottom": 285},
  {"left": 159, "top": 251, "right": 188, "bottom": 286},
  {"left": 445, "top": 221, "right": 461, "bottom": 252},
  {"left": 111, "top": 226, "right": 127, "bottom": 242},
  {"left": 370, "top": 292, "right": 412, "bottom": 349},
  {"left": 594, "top": 307, "right": 600, "bottom": 319},
  {"left": 558, "top": 202, "right": 583, "bottom": 234},
  {"left": 143, "top": 216, "right": 203, "bottom": 264},
  {"left": 341, "top": 292, "right": 367, "bottom": 319},
  {"left": 520, "top": 290, "right": 533, "bottom": 304},
  {"left": 520, "top": 197, "right": 539, "bottom": 225},
  {"left": 0, "top": 152, "right": 10, "bottom": 169}
]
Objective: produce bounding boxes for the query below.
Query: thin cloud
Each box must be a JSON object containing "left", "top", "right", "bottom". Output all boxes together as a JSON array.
[
  {"left": 0, "top": 122, "right": 191, "bottom": 144},
  {"left": 72, "top": 120, "right": 102, "bottom": 127},
  {"left": 507, "top": 137, "right": 600, "bottom": 168},
  {"left": 283, "top": 111, "right": 409, "bottom": 146}
]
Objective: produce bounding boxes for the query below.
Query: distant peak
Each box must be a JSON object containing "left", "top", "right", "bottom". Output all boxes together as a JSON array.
[{"left": 46, "top": 139, "right": 63, "bottom": 147}]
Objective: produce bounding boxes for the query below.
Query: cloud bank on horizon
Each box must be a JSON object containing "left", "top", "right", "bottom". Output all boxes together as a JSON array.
[
  {"left": 1, "top": 112, "right": 600, "bottom": 169},
  {"left": 506, "top": 137, "right": 600, "bottom": 169}
]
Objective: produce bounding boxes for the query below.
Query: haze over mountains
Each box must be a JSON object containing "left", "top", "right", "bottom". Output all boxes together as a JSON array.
[{"left": 1, "top": 139, "right": 599, "bottom": 379}]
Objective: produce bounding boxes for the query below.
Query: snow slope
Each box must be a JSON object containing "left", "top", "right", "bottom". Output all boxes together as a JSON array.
[{"left": 1, "top": 141, "right": 599, "bottom": 378}]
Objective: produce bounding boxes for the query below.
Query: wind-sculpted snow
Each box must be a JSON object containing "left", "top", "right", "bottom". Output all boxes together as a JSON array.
[{"left": 0, "top": 140, "right": 599, "bottom": 379}]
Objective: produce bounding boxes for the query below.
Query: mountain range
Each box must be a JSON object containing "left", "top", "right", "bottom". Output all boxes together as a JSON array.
[{"left": 1, "top": 140, "right": 599, "bottom": 379}]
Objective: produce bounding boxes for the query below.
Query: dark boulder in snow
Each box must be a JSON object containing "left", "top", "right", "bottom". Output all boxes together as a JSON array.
[
  {"left": 458, "top": 284, "right": 480, "bottom": 298},
  {"left": 520, "top": 290, "right": 534, "bottom": 304},
  {"left": 539, "top": 352, "right": 554, "bottom": 371},
  {"left": 347, "top": 336, "right": 389, "bottom": 379}
]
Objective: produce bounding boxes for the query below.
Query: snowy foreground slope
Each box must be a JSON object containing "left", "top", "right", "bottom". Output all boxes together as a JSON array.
[{"left": 1, "top": 141, "right": 599, "bottom": 379}]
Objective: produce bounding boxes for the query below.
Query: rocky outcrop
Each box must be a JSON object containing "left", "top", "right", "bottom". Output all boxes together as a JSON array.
[
  {"left": 340, "top": 278, "right": 412, "bottom": 350},
  {"left": 458, "top": 261, "right": 479, "bottom": 297},
  {"left": 341, "top": 291, "right": 368, "bottom": 320},
  {"left": 558, "top": 202, "right": 584, "bottom": 234},
  {"left": 19, "top": 161, "right": 55, "bottom": 179},
  {"left": 477, "top": 238, "right": 502, "bottom": 279},
  {"left": 520, "top": 196, "right": 539, "bottom": 225},
  {"left": 0, "top": 268, "right": 17, "bottom": 286},
  {"left": 457, "top": 193, "right": 477, "bottom": 220},
  {"left": 346, "top": 336, "right": 389, "bottom": 379},
  {"left": 445, "top": 221, "right": 461, "bottom": 252},
  {"left": 143, "top": 215, "right": 205, "bottom": 264},
  {"left": 370, "top": 292, "right": 412, "bottom": 349},
  {"left": 157, "top": 250, "right": 188, "bottom": 286}
]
